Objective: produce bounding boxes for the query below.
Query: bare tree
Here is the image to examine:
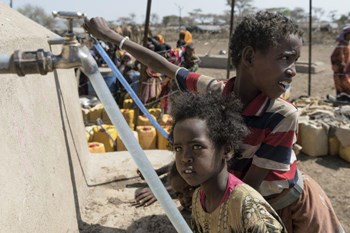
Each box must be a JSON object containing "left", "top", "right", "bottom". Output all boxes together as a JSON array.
[
  {"left": 226, "top": 0, "right": 253, "bottom": 15},
  {"left": 150, "top": 13, "right": 160, "bottom": 25},
  {"left": 17, "top": 4, "right": 56, "bottom": 29}
]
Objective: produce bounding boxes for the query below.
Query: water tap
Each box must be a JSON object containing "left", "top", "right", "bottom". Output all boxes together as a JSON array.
[
  {"left": 50, "top": 11, "right": 87, "bottom": 70},
  {"left": 1, "top": 11, "right": 88, "bottom": 76}
]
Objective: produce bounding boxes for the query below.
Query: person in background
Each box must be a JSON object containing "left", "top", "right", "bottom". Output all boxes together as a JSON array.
[
  {"left": 180, "top": 43, "right": 200, "bottom": 72},
  {"left": 148, "top": 34, "right": 172, "bottom": 57},
  {"left": 177, "top": 29, "right": 192, "bottom": 48},
  {"left": 330, "top": 25, "right": 350, "bottom": 102}
]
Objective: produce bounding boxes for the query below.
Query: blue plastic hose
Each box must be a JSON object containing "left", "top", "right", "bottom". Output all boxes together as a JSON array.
[{"left": 94, "top": 42, "right": 169, "bottom": 139}]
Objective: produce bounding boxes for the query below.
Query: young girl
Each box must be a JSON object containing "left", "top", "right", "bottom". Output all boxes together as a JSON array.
[{"left": 169, "top": 92, "right": 286, "bottom": 232}]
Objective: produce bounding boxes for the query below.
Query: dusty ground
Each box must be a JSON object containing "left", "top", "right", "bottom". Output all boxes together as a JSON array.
[{"left": 81, "top": 39, "right": 350, "bottom": 232}]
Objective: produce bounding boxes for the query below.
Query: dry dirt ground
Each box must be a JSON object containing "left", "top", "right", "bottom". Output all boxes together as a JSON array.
[{"left": 81, "top": 39, "right": 350, "bottom": 232}]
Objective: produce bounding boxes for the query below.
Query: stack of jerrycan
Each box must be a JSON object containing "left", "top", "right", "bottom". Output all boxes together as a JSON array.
[
  {"left": 82, "top": 94, "right": 179, "bottom": 151},
  {"left": 294, "top": 97, "right": 350, "bottom": 162},
  {"left": 82, "top": 98, "right": 139, "bottom": 152}
]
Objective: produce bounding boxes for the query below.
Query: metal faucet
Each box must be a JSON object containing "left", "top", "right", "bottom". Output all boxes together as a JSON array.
[
  {"left": 1, "top": 11, "right": 88, "bottom": 76},
  {"left": 50, "top": 11, "right": 87, "bottom": 70}
]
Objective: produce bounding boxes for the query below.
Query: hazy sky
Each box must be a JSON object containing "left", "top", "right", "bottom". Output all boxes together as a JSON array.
[{"left": 0, "top": 0, "right": 348, "bottom": 22}]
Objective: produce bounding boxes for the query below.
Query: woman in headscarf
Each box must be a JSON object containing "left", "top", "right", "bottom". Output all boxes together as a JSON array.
[{"left": 330, "top": 25, "right": 350, "bottom": 102}]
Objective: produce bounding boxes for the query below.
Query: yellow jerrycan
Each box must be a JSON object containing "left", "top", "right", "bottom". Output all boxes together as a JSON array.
[
  {"left": 88, "top": 142, "right": 106, "bottom": 153},
  {"left": 92, "top": 124, "right": 118, "bottom": 152},
  {"left": 136, "top": 126, "right": 157, "bottom": 149}
]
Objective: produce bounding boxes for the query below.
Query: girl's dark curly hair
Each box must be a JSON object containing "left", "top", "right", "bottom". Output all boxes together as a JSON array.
[
  {"left": 230, "top": 11, "right": 304, "bottom": 68},
  {"left": 169, "top": 92, "right": 249, "bottom": 151}
]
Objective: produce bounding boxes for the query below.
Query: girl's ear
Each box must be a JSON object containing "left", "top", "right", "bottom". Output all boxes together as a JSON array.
[
  {"left": 241, "top": 46, "right": 255, "bottom": 67},
  {"left": 224, "top": 144, "right": 233, "bottom": 161}
]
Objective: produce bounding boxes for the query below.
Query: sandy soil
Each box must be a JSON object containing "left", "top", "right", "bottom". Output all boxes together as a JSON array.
[{"left": 80, "top": 40, "right": 350, "bottom": 232}]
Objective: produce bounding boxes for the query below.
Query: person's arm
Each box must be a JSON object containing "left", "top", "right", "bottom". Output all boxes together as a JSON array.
[
  {"left": 242, "top": 164, "right": 270, "bottom": 190},
  {"left": 83, "top": 17, "right": 179, "bottom": 78}
]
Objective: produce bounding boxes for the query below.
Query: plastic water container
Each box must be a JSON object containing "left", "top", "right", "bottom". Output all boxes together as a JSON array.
[
  {"left": 157, "top": 126, "right": 171, "bottom": 149},
  {"left": 117, "top": 131, "right": 138, "bottom": 151},
  {"left": 123, "top": 98, "right": 133, "bottom": 109},
  {"left": 339, "top": 145, "right": 350, "bottom": 162},
  {"left": 81, "top": 108, "right": 90, "bottom": 124},
  {"left": 137, "top": 115, "right": 156, "bottom": 127},
  {"left": 328, "top": 136, "right": 340, "bottom": 156},
  {"left": 92, "top": 124, "right": 118, "bottom": 152},
  {"left": 101, "top": 108, "right": 112, "bottom": 124},
  {"left": 88, "top": 142, "right": 105, "bottom": 153},
  {"left": 148, "top": 108, "right": 162, "bottom": 120},
  {"left": 159, "top": 114, "right": 173, "bottom": 126},
  {"left": 121, "top": 109, "right": 135, "bottom": 129},
  {"left": 136, "top": 126, "right": 157, "bottom": 149},
  {"left": 299, "top": 121, "right": 328, "bottom": 156},
  {"left": 85, "top": 126, "right": 95, "bottom": 142},
  {"left": 88, "top": 104, "right": 104, "bottom": 124}
]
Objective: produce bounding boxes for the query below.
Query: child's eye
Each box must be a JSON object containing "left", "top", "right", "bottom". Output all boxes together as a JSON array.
[
  {"left": 192, "top": 145, "right": 202, "bottom": 150},
  {"left": 174, "top": 146, "right": 182, "bottom": 152}
]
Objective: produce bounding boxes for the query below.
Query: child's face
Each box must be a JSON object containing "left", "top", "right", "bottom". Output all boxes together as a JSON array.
[
  {"left": 170, "top": 175, "right": 196, "bottom": 212},
  {"left": 250, "top": 34, "right": 302, "bottom": 99},
  {"left": 173, "top": 118, "right": 226, "bottom": 187}
]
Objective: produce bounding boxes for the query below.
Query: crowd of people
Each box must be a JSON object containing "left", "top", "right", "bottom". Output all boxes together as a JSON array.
[
  {"left": 78, "top": 29, "right": 200, "bottom": 113},
  {"left": 83, "top": 11, "right": 345, "bottom": 233}
]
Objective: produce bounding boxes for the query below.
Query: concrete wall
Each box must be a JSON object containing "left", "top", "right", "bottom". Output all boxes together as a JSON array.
[{"left": 0, "top": 4, "right": 89, "bottom": 232}]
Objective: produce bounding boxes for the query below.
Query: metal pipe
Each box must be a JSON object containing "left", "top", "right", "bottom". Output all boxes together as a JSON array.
[
  {"left": 0, "top": 50, "right": 54, "bottom": 76},
  {"left": 0, "top": 54, "right": 15, "bottom": 74}
]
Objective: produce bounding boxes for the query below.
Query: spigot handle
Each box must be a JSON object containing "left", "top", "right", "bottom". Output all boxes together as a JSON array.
[
  {"left": 52, "top": 11, "right": 87, "bottom": 36},
  {"left": 52, "top": 11, "right": 87, "bottom": 20}
]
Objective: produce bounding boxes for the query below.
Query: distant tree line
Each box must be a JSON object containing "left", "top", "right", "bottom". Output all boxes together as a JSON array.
[{"left": 16, "top": 1, "right": 350, "bottom": 31}]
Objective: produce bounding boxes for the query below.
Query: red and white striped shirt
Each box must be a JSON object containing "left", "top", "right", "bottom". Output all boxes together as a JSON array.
[{"left": 175, "top": 68, "right": 299, "bottom": 197}]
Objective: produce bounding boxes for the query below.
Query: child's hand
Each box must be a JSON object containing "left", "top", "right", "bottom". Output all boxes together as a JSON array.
[
  {"left": 83, "top": 17, "right": 114, "bottom": 42},
  {"left": 132, "top": 187, "right": 157, "bottom": 208}
]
